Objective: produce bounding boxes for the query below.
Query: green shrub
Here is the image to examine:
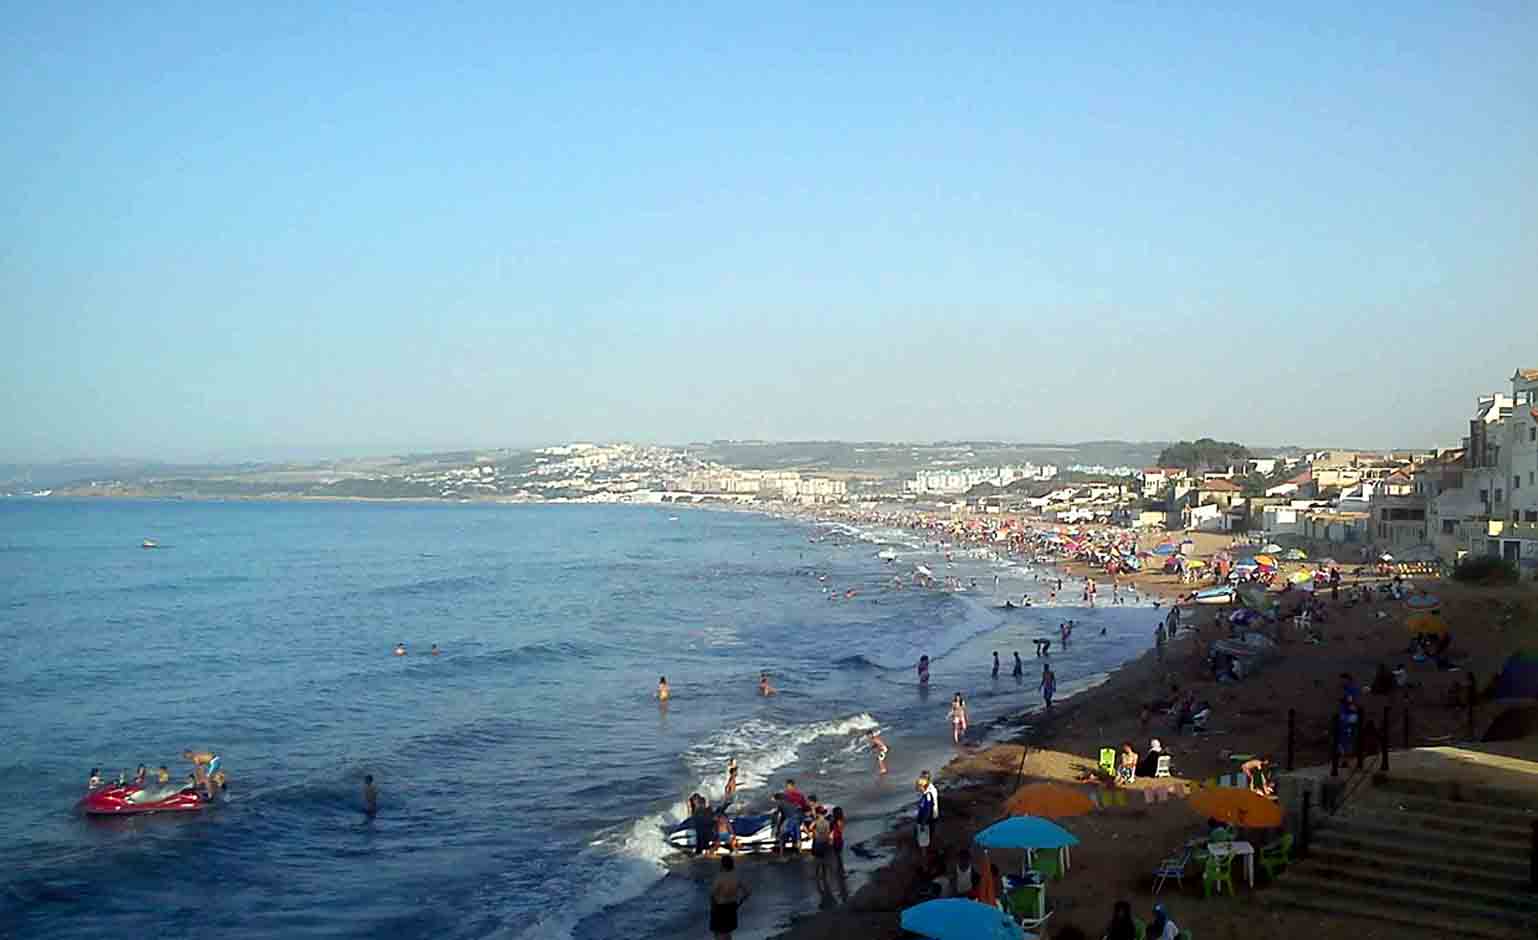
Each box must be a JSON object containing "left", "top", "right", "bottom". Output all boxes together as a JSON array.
[{"left": 1452, "top": 555, "right": 1519, "bottom": 584}]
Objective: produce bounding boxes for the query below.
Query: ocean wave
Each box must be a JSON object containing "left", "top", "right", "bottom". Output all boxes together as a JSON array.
[
  {"left": 367, "top": 573, "right": 491, "bottom": 598},
  {"left": 505, "top": 711, "right": 879, "bottom": 940}
]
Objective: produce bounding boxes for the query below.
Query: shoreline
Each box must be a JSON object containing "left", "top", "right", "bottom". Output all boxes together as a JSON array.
[{"left": 763, "top": 522, "right": 1529, "bottom": 940}]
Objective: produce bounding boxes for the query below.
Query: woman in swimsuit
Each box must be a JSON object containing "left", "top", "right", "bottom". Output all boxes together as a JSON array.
[
  {"left": 949, "top": 694, "right": 968, "bottom": 743},
  {"left": 868, "top": 731, "right": 889, "bottom": 774}
]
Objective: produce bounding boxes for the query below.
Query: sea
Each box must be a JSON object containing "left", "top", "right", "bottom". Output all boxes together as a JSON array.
[{"left": 0, "top": 500, "right": 1160, "bottom": 939}]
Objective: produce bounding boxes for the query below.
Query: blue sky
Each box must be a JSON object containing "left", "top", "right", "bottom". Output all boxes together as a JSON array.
[{"left": 4, "top": 2, "right": 1535, "bottom": 461}]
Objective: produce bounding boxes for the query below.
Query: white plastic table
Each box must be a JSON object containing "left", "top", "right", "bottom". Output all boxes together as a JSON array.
[{"left": 1207, "top": 840, "right": 1255, "bottom": 887}]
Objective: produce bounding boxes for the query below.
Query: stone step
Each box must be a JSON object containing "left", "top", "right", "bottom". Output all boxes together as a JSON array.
[
  {"left": 1306, "top": 843, "right": 1534, "bottom": 898},
  {"left": 1372, "top": 772, "right": 1538, "bottom": 812},
  {"left": 1308, "top": 828, "right": 1528, "bottom": 880},
  {"left": 1319, "top": 816, "right": 1530, "bottom": 861},
  {"left": 1345, "top": 801, "right": 1535, "bottom": 845},
  {"left": 1303, "top": 857, "right": 1538, "bottom": 914},
  {"left": 1266, "top": 886, "right": 1523, "bottom": 940},
  {"left": 1359, "top": 785, "right": 1538, "bottom": 831},
  {"left": 1278, "top": 870, "right": 1534, "bottom": 930}
]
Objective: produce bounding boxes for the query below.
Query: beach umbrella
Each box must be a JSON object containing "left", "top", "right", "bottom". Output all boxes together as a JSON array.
[
  {"left": 1406, "top": 612, "right": 1448, "bottom": 636},
  {"left": 1319, "top": 557, "right": 1339, "bottom": 568},
  {"left": 900, "top": 899, "right": 1026, "bottom": 940},
  {"left": 1004, "top": 783, "right": 1095, "bottom": 819},
  {"left": 1152, "top": 544, "right": 1176, "bottom": 556},
  {"left": 1229, "top": 608, "right": 1260, "bottom": 626},
  {"left": 1188, "top": 787, "right": 1284, "bottom": 829},
  {"left": 1185, "top": 558, "right": 1207, "bottom": 569},
  {"left": 1262, "top": 543, "right": 1283, "bottom": 553},
  {"left": 1287, "top": 570, "right": 1313, "bottom": 584},
  {"left": 1283, "top": 548, "right": 1308, "bottom": 560},
  {"left": 975, "top": 816, "right": 1080, "bottom": 851},
  {"left": 1380, "top": 553, "right": 1395, "bottom": 562},
  {"left": 1254, "top": 554, "right": 1277, "bottom": 568}
]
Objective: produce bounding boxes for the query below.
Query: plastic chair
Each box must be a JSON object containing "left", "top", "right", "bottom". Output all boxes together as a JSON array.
[
  {"left": 1030, "top": 848, "right": 1063, "bottom": 881},
  {"left": 1154, "top": 754, "right": 1172, "bottom": 778},
  {"left": 1202, "top": 851, "right": 1234, "bottom": 897},
  {"left": 1098, "top": 747, "right": 1116, "bottom": 776},
  {"left": 1153, "top": 848, "right": 1191, "bottom": 895},
  {"left": 1260, "top": 832, "right": 1293, "bottom": 880},
  {"left": 1005, "top": 880, "right": 1052, "bottom": 932}
]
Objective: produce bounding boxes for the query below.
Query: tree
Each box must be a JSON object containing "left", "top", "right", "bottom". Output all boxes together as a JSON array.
[{"left": 1156, "top": 438, "right": 1250, "bottom": 473}]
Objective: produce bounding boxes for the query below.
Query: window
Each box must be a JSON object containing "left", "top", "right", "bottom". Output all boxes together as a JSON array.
[
  {"left": 1527, "top": 511, "right": 1538, "bottom": 523},
  {"left": 1442, "top": 520, "right": 1456, "bottom": 534},
  {"left": 1480, "top": 489, "right": 1489, "bottom": 502},
  {"left": 1531, "top": 426, "right": 1536, "bottom": 442},
  {"left": 1496, "top": 489, "right": 1504, "bottom": 503},
  {"left": 1516, "top": 475, "right": 1523, "bottom": 490}
]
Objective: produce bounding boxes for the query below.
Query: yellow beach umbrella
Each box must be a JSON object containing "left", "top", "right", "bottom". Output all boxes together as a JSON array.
[
  {"left": 1185, "top": 558, "right": 1207, "bottom": 568},
  {"left": 1189, "top": 787, "right": 1283, "bottom": 828},
  {"left": 1407, "top": 612, "right": 1448, "bottom": 635},
  {"left": 1254, "top": 554, "right": 1277, "bottom": 567},
  {"left": 1004, "top": 782, "right": 1096, "bottom": 819},
  {"left": 1288, "top": 570, "right": 1314, "bottom": 584}
]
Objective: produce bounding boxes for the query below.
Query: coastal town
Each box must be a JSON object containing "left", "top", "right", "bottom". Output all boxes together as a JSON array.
[{"left": 14, "top": 366, "right": 1538, "bottom": 580}]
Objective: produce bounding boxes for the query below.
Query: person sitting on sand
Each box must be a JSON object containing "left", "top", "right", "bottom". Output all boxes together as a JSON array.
[
  {"left": 1117, "top": 742, "right": 1138, "bottom": 785},
  {"left": 1105, "top": 900, "right": 1138, "bottom": 940}
]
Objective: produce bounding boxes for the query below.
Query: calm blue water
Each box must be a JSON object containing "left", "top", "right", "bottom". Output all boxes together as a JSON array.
[{"left": 0, "top": 500, "right": 1157, "bottom": 939}]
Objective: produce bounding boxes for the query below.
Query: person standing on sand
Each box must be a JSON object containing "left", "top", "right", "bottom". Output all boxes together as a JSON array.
[
  {"left": 992, "top": 652, "right": 1000, "bottom": 678},
  {"left": 1040, "top": 665, "right": 1057, "bottom": 709},
  {"left": 708, "top": 855, "right": 750, "bottom": 940}
]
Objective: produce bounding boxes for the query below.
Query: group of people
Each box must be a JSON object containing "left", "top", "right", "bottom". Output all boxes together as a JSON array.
[{"left": 86, "top": 749, "right": 226, "bottom": 799}]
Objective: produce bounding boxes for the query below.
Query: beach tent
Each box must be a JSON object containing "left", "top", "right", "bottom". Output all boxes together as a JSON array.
[{"left": 1493, "top": 651, "right": 1538, "bottom": 699}]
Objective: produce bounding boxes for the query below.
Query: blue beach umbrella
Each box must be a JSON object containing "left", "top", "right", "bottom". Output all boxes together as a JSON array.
[
  {"left": 974, "top": 816, "right": 1080, "bottom": 850},
  {"left": 1152, "top": 544, "right": 1177, "bottom": 556},
  {"left": 900, "top": 898, "right": 1027, "bottom": 940}
]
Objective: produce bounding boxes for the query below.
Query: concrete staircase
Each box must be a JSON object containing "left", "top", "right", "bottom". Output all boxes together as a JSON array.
[{"left": 1268, "top": 776, "right": 1538, "bottom": 938}]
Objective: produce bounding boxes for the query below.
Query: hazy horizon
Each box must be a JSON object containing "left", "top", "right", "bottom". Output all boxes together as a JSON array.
[{"left": 6, "top": 4, "right": 1536, "bottom": 463}]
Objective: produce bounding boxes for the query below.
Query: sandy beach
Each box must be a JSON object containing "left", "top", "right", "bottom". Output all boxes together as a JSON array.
[{"left": 760, "top": 514, "right": 1534, "bottom": 940}]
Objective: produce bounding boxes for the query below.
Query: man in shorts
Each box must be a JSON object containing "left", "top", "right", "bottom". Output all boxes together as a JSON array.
[{"left": 914, "top": 772, "right": 938, "bottom": 867}]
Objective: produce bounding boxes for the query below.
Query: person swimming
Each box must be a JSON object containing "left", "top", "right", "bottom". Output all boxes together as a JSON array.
[
  {"left": 393, "top": 643, "right": 406, "bottom": 656},
  {"left": 430, "top": 644, "right": 440, "bottom": 656},
  {"left": 916, "top": 655, "right": 930, "bottom": 685},
  {"left": 758, "top": 672, "right": 777, "bottom": 696},
  {"left": 363, "top": 774, "right": 378, "bottom": 816},
  {"left": 657, "top": 676, "right": 671, "bottom": 701}
]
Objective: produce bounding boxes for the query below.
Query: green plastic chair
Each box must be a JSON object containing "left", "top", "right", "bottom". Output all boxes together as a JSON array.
[
  {"left": 1030, "top": 848, "right": 1062, "bottom": 881},
  {"left": 1178, "top": 930, "right": 1194, "bottom": 940},
  {"left": 1099, "top": 747, "right": 1116, "bottom": 776},
  {"left": 1134, "top": 917, "right": 1146, "bottom": 938},
  {"left": 1260, "top": 832, "right": 1293, "bottom": 880},
  {"left": 1202, "top": 851, "right": 1234, "bottom": 897}
]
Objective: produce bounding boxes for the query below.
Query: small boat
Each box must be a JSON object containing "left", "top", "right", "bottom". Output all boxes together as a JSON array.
[
  {"left": 141, "top": 539, "right": 159, "bottom": 549},
  {"left": 78, "top": 782, "right": 207, "bottom": 816},
  {"left": 665, "top": 814, "right": 813, "bottom": 855}
]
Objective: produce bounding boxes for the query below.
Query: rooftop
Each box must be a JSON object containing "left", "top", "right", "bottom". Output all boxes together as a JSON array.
[
  {"left": 1199, "top": 478, "right": 1241, "bottom": 492},
  {"left": 1515, "top": 368, "right": 1538, "bottom": 382}
]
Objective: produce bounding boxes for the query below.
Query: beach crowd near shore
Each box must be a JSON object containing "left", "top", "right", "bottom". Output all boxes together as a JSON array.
[{"left": 681, "top": 504, "right": 1535, "bottom": 940}]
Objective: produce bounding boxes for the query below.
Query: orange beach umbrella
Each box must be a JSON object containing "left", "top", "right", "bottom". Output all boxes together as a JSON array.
[
  {"left": 1407, "top": 612, "right": 1448, "bottom": 636},
  {"left": 1188, "top": 787, "right": 1283, "bottom": 829},
  {"left": 1004, "top": 782, "right": 1096, "bottom": 819}
]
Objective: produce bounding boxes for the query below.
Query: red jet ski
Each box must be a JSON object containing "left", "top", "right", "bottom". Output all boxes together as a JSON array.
[{"left": 78, "top": 782, "right": 208, "bottom": 816}]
